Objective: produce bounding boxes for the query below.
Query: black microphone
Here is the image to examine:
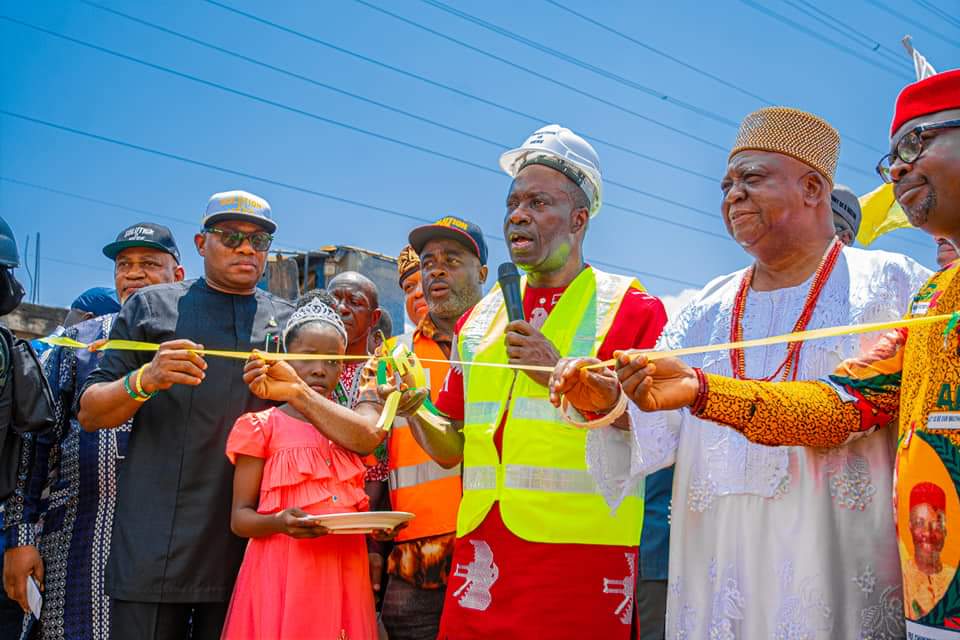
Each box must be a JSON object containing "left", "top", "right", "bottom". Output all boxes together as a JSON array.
[{"left": 497, "top": 262, "right": 524, "bottom": 323}]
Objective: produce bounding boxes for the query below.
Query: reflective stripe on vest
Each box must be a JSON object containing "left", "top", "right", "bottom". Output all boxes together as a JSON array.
[
  {"left": 464, "top": 464, "right": 644, "bottom": 498},
  {"left": 390, "top": 460, "right": 461, "bottom": 489},
  {"left": 457, "top": 267, "right": 646, "bottom": 546},
  {"left": 386, "top": 329, "right": 462, "bottom": 540}
]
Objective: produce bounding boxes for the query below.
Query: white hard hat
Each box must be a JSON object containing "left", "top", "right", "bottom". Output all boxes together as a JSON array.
[{"left": 499, "top": 124, "right": 603, "bottom": 217}]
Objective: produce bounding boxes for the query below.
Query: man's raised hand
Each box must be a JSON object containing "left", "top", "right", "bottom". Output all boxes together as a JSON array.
[{"left": 505, "top": 320, "right": 560, "bottom": 387}]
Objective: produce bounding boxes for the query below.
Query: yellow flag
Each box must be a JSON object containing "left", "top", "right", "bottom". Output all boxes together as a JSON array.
[{"left": 856, "top": 183, "right": 911, "bottom": 246}]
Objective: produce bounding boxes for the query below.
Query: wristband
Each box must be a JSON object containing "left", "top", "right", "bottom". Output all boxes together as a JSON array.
[
  {"left": 123, "top": 370, "right": 149, "bottom": 402},
  {"left": 135, "top": 364, "right": 157, "bottom": 399}
]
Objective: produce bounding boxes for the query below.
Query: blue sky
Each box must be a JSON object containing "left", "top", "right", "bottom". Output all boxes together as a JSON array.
[{"left": 1, "top": 0, "right": 955, "bottom": 311}]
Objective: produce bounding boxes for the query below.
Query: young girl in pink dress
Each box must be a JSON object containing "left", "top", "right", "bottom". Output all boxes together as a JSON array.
[{"left": 221, "top": 292, "right": 388, "bottom": 640}]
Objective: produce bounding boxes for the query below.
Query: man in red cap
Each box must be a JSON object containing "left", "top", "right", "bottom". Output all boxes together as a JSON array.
[
  {"left": 576, "top": 69, "right": 960, "bottom": 638},
  {"left": 903, "top": 483, "right": 954, "bottom": 619}
]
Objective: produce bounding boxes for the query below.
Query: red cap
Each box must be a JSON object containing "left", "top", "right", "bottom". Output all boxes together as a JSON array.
[
  {"left": 891, "top": 69, "right": 960, "bottom": 136},
  {"left": 910, "top": 481, "right": 947, "bottom": 512}
]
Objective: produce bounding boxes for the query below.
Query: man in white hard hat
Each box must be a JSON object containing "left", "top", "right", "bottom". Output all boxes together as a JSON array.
[{"left": 391, "top": 124, "right": 667, "bottom": 639}]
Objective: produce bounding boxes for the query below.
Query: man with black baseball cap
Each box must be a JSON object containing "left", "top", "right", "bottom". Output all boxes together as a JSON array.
[
  {"left": 78, "top": 191, "right": 293, "bottom": 640},
  {"left": 408, "top": 215, "right": 489, "bottom": 267},
  {"left": 3, "top": 221, "right": 184, "bottom": 639},
  {"left": 356, "top": 214, "right": 487, "bottom": 640}
]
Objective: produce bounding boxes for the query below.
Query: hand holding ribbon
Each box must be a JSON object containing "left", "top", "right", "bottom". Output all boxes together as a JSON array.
[
  {"left": 548, "top": 357, "right": 621, "bottom": 413},
  {"left": 139, "top": 339, "right": 207, "bottom": 393},
  {"left": 243, "top": 352, "right": 303, "bottom": 402},
  {"left": 375, "top": 343, "right": 449, "bottom": 433}
]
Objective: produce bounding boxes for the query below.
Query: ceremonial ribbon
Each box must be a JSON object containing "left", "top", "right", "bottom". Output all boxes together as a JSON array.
[
  {"left": 43, "top": 312, "right": 957, "bottom": 432},
  {"left": 41, "top": 311, "right": 960, "bottom": 373}
]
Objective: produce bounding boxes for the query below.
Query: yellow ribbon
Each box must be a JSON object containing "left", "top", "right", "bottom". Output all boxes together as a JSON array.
[
  {"left": 376, "top": 342, "right": 451, "bottom": 433},
  {"left": 41, "top": 311, "right": 954, "bottom": 373}
]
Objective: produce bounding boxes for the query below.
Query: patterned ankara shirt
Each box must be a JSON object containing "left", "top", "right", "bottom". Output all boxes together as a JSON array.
[{"left": 3, "top": 315, "right": 128, "bottom": 640}]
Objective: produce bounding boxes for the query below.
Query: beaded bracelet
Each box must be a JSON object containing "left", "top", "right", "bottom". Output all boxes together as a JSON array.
[{"left": 690, "top": 367, "right": 709, "bottom": 416}]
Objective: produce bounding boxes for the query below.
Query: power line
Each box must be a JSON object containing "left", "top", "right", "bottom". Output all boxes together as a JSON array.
[
  {"left": 543, "top": 0, "right": 883, "bottom": 155},
  {"left": 4, "top": 15, "right": 729, "bottom": 225},
  {"left": 0, "top": 17, "right": 502, "bottom": 174},
  {"left": 910, "top": 0, "right": 960, "bottom": 32},
  {"left": 351, "top": 0, "right": 877, "bottom": 179},
  {"left": 419, "top": 0, "right": 739, "bottom": 128},
  {"left": 784, "top": 0, "right": 913, "bottom": 69},
  {"left": 39, "top": 256, "right": 114, "bottom": 274},
  {"left": 0, "top": 176, "right": 349, "bottom": 256},
  {"left": 869, "top": 0, "right": 960, "bottom": 49},
  {"left": 1, "top": 176, "right": 197, "bottom": 227},
  {"left": 543, "top": 0, "right": 769, "bottom": 105},
  {"left": 0, "top": 111, "right": 704, "bottom": 288},
  {"left": 79, "top": 1, "right": 505, "bottom": 152},
  {"left": 348, "top": 0, "right": 729, "bottom": 152},
  {"left": 738, "top": 0, "right": 914, "bottom": 80},
  {"left": 199, "top": 0, "right": 718, "bottom": 183}
]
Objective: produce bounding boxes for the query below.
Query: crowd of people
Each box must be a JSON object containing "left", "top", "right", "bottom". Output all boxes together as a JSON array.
[{"left": 0, "top": 68, "right": 958, "bottom": 640}]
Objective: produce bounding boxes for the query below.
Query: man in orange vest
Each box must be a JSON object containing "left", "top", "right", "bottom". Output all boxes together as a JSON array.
[{"left": 357, "top": 216, "right": 488, "bottom": 640}]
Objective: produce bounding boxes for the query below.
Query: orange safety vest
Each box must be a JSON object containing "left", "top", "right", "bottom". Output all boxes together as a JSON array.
[{"left": 386, "top": 330, "right": 462, "bottom": 541}]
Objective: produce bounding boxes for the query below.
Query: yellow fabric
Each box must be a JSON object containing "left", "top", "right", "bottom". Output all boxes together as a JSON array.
[
  {"left": 457, "top": 267, "right": 644, "bottom": 546},
  {"left": 856, "top": 183, "right": 912, "bottom": 246}
]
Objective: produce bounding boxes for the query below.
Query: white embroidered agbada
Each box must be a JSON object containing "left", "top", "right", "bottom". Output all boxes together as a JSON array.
[{"left": 590, "top": 246, "right": 931, "bottom": 639}]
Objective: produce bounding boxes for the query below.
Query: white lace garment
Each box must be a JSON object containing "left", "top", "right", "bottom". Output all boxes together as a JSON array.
[{"left": 588, "top": 247, "right": 931, "bottom": 640}]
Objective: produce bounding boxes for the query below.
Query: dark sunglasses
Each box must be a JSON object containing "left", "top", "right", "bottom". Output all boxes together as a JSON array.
[
  {"left": 876, "top": 118, "right": 960, "bottom": 184},
  {"left": 204, "top": 227, "right": 273, "bottom": 251}
]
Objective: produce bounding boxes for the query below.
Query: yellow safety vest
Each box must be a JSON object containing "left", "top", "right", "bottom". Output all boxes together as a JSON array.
[{"left": 457, "top": 266, "right": 645, "bottom": 546}]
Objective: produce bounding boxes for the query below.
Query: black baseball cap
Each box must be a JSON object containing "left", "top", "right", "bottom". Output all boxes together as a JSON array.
[
  {"left": 408, "top": 215, "right": 488, "bottom": 265},
  {"left": 103, "top": 222, "right": 181, "bottom": 263}
]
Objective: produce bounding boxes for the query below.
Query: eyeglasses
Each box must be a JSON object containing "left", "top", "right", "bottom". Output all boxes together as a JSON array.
[
  {"left": 876, "top": 118, "right": 960, "bottom": 183},
  {"left": 204, "top": 227, "right": 273, "bottom": 251}
]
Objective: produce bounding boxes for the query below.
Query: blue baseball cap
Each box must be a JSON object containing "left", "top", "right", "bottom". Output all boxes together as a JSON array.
[
  {"left": 202, "top": 190, "right": 276, "bottom": 233},
  {"left": 71, "top": 287, "right": 121, "bottom": 315},
  {"left": 408, "top": 215, "right": 488, "bottom": 265}
]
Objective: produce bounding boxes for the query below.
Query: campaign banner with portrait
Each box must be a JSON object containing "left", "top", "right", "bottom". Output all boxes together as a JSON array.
[{"left": 897, "top": 430, "right": 960, "bottom": 631}]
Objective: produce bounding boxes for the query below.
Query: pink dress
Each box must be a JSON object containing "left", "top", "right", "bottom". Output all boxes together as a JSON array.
[{"left": 221, "top": 407, "right": 377, "bottom": 640}]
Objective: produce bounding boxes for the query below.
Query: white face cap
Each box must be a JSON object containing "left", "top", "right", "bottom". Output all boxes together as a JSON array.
[
  {"left": 499, "top": 125, "right": 604, "bottom": 217},
  {"left": 202, "top": 189, "right": 276, "bottom": 233}
]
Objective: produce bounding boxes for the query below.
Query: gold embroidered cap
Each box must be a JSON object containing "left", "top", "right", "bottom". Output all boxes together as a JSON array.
[
  {"left": 397, "top": 244, "right": 420, "bottom": 286},
  {"left": 729, "top": 107, "right": 840, "bottom": 184}
]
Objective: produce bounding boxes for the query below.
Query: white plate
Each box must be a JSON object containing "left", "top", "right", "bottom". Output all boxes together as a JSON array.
[{"left": 301, "top": 511, "right": 414, "bottom": 534}]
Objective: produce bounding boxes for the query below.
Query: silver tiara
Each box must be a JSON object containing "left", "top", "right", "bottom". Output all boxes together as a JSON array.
[{"left": 282, "top": 298, "right": 348, "bottom": 350}]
